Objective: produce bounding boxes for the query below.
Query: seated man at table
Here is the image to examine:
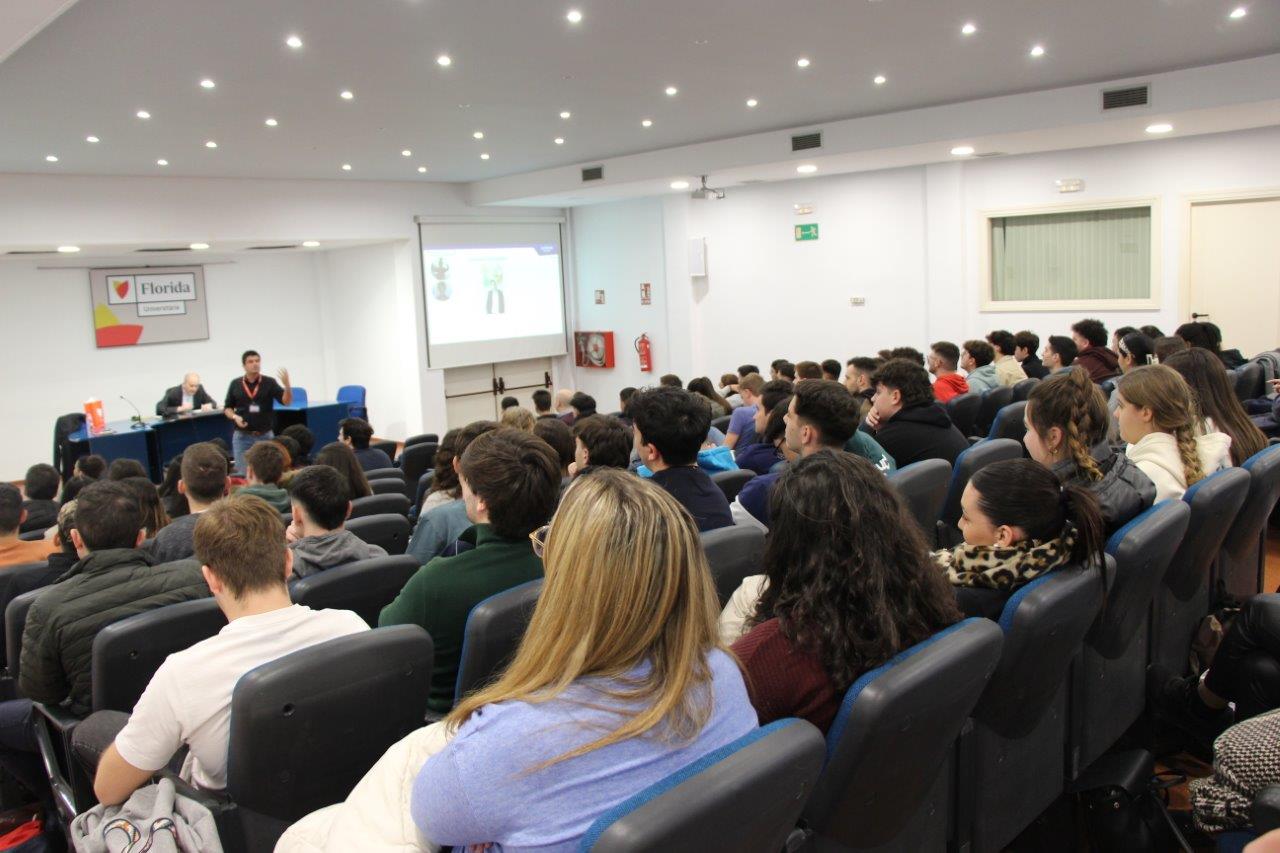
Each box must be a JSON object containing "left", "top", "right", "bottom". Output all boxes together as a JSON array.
[
  {"left": 339, "top": 417, "right": 393, "bottom": 472},
  {"left": 236, "top": 442, "right": 291, "bottom": 513},
  {"left": 155, "top": 372, "right": 217, "bottom": 417},
  {"left": 287, "top": 465, "right": 387, "bottom": 578}
]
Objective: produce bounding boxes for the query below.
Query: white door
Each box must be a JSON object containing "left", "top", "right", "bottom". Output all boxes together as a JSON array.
[
  {"left": 442, "top": 358, "right": 553, "bottom": 429},
  {"left": 1189, "top": 197, "right": 1280, "bottom": 359},
  {"left": 495, "top": 358, "right": 553, "bottom": 411}
]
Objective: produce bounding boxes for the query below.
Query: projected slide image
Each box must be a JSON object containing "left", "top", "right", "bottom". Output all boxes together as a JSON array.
[{"left": 423, "top": 244, "right": 563, "bottom": 346}]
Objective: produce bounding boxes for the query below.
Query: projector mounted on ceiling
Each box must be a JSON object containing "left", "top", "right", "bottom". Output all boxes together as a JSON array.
[{"left": 690, "top": 175, "right": 725, "bottom": 201}]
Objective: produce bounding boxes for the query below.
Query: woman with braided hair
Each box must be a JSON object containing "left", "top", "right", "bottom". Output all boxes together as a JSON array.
[
  {"left": 1115, "top": 364, "right": 1233, "bottom": 503},
  {"left": 1024, "top": 368, "right": 1154, "bottom": 532}
]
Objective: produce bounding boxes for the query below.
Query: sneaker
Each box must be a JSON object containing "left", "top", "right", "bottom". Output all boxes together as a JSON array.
[{"left": 1147, "top": 663, "right": 1234, "bottom": 751}]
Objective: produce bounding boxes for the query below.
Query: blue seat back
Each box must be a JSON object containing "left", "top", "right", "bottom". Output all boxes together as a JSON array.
[
  {"left": 289, "top": 386, "right": 308, "bottom": 406},
  {"left": 939, "top": 439, "right": 1023, "bottom": 528},
  {"left": 700, "top": 526, "right": 765, "bottom": 607},
  {"left": 336, "top": 385, "right": 366, "bottom": 406},
  {"left": 290, "top": 555, "right": 420, "bottom": 628},
  {"left": 889, "top": 459, "right": 952, "bottom": 538},
  {"left": 802, "top": 618, "right": 1003, "bottom": 848},
  {"left": 987, "top": 400, "right": 1028, "bottom": 445},
  {"left": 1219, "top": 445, "right": 1280, "bottom": 599},
  {"left": 1165, "top": 468, "right": 1250, "bottom": 601},
  {"left": 946, "top": 393, "right": 981, "bottom": 438},
  {"left": 454, "top": 579, "right": 543, "bottom": 703}
]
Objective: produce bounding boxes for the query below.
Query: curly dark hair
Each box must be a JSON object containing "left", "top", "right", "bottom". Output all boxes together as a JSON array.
[
  {"left": 870, "top": 359, "right": 934, "bottom": 409},
  {"left": 751, "top": 451, "right": 961, "bottom": 692},
  {"left": 1071, "top": 318, "right": 1108, "bottom": 348}
]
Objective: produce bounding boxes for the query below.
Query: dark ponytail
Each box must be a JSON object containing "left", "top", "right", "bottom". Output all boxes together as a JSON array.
[{"left": 971, "top": 459, "right": 1106, "bottom": 567}]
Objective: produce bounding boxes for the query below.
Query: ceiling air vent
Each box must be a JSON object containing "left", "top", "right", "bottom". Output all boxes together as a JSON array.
[
  {"left": 1102, "top": 85, "right": 1149, "bottom": 110},
  {"left": 974, "top": 151, "right": 1007, "bottom": 158},
  {"left": 5, "top": 250, "right": 55, "bottom": 255},
  {"left": 791, "top": 132, "right": 822, "bottom": 152},
  {"left": 135, "top": 247, "right": 190, "bottom": 252},
  {"left": 581, "top": 165, "right": 604, "bottom": 182},
  {"left": 247, "top": 244, "right": 300, "bottom": 250}
]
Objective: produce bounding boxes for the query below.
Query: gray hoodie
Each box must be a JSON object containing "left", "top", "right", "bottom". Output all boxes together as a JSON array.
[
  {"left": 71, "top": 777, "right": 222, "bottom": 853},
  {"left": 290, "top": 530, "right": 387, "bottom": 579}
]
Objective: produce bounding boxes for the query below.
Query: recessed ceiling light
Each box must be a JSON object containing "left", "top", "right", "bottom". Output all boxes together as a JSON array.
[
  {"left": 417, "top": 166, "right": 427, "bottom": 173},
  {"left": 436, "top": 54, "right": 452, "bottom": 67},
  {"left": 480, "top": 153, "right": 490, "bottom": 160},
  {"left": 796, "top": 164, "right": 817, "bottom": 174},
  {"left": 554, "top": 137, "right": 565, "bottom": 145},
  {"left": 401, "top": 149, "right": 412, "bottom": 157},
  {"left": 265, "top": 117, "right": 278, "bottom": 127},
  {"left": 796, "top": 57, "right": 811, "bottom": 68},
  {"left": 200, "top": 78, "right": 215, "bottom": 89},
  {"left": 1229, "top": 6, "right": 1247, "bottom": 18},
  {"left": 951, "top": 145, "right": 975, "bottom": 156},
  {"left": 746, "top": 98, "right": 758, "bottom": 107},
  {"left": 1029, "top": 44, "right": 1045, "bottom": 57},
  {"left": 341, "top": 163, "right": 352, "bottom": 171},
  {"left": 1146, "top": 123, "right": 1173, "bottom": 134},
  {"left": 57, "top": 246, "right": 80, "bottom": 253},
  {"left": 190, "top": 242, "right": 209, "bottom": 250},
  {"left": 961, "top": 22, "right": 977, "bottom": 35},
  {"left": 566, "top": 8, "right": 582, "bottom": 23},
  {"left": 340, "top": 90, "right": 354, "bottom": 100},
  {"left": 136, "top": 110, "right": 151, "bottom": 119},
  {"left": 665, "top": 86, "right": 678, "bottom": 96},
  {"left": 873, "top": 74, "right": 887, "bottom": 85},
  {"left": 45, "top": 155, "right": 58, "bottom": 162},
  {"left": 302, "top": 240, "right": 320, "bottom": 248},
  {"left": 156, "top": 159, "right": 169, "bottom": 166},
  {"left": 641, "top": 119, "right": 653, "bottom": 127},
  {"left": 205, "top": 140, "right": 217, "bottom": 149},
  {"left": 285, "top": 34, "right": 303, "bottom": 49},
  {"left": 560, "top": 111, "right": 571, "bottom": 119},
  {"left": 473, "top": 131, "right": 484, "bottom": 139},
  {"left": 670, "top": 180, "right": 690, "bottom": 190},
  {"left": 85, "top": 135, "right": 99, "bottom": 143}
]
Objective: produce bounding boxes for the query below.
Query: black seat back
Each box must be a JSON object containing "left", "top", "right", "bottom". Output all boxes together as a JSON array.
[
  {"left": 349, "top": 493, "right": 410, "bottom": 519},
  {"left": 368, "top": 440, "right": 398, "bottom": 462},
  {"left": 974, "top": 387, "right": 1015, "bottom": 436},
  {"left": 403, "top": 433, "right": 437, "bottom": 450},
  {"left": 290, "top": 555, "right": 422, "bottom": 628},
  {"left": 454, "top": 579, "right": 542, "bottom": 703},
  {"left": 0, "top": 562, "right": 61, "bottom": 672},
  {"left": 700, "top": 526, "right": 765, "bottom": 607},
  {"left": 710, "top": 415, "right": 732, "bottom": 434},
  {"left": 92, "top": 598, "right": 226, "bottom": 712},
  {"left": 363, "top": 467, "right": 403, "bottom": 482},
  {"left": 1218, "top": 445, "right": 1280, "bottom": 600},
  {"left": 54, "top": 413, "right": 87, "bottom": 480},
  {"left": 988, "top": 400, "right": 1028, "bottom": 445},
  {"left": 582, "top": 719, "right": 827, "bottom": 853},
  {"left": 1011, "top": 378, "right": 1039, "bottom": 402},
  {"left": 889, "top": 459, "right": 952, "bottom": 537},
  {"left": 368, "top": 477, "right": 407, "bottom": 497},
  {"left": 709, "top": 468, "right": 755, "bottom": 502},
  {"left": 945, "top": 393, "right": 981, "bottom": 438},
  {"left": 345, "top": 513, "right": 411, "bottom": 555},
  {"left": 1235, "top": 361, "right": 1265, "bottom": 401},
  {"left": 5, "top": 588, "right": 44, "bottom": 680},
  {"left": 399, "top": 442, "right": 438, "bottom": 488},
  {"left": 939, "top": 439, "right": 1023, "bottom": 528}
]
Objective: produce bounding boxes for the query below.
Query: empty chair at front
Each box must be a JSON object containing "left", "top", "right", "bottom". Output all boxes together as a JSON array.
[
  {"left": 889, "top": 459, "right": 951, "bottom": 538},
  {"left": 581, "top": 719, "right": 826, "bottom": 853}
]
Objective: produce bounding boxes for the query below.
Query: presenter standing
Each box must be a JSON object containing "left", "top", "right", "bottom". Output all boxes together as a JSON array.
[{"left": 224, "top": 350, "right": 292, "bottom": 473}]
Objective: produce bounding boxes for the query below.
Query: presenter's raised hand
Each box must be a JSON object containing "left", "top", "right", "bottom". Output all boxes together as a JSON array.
[{"left": 277, "top": 367, "right": 291, "bottom": 388}]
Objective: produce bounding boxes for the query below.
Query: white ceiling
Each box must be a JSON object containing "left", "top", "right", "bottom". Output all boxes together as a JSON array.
[{"left": 1, "top": 0, "right": 1278, "bottom": 184}]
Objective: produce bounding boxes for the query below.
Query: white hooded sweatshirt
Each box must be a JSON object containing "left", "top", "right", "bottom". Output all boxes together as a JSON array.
[{"left": 1125, "top": 430, "right": 1233, "bottom": 503}]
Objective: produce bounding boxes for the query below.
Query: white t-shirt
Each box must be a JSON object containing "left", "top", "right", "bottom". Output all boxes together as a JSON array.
[{"left": 114, "top": 604, "right": 369, "bottom": 790}]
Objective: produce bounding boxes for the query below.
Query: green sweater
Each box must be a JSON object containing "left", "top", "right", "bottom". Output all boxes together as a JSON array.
[
  {"left": 237, "top": 483, "right": 291, "bottom": 513},
  {"left": 379, "top": 524, "right": 543, "bottom": 712}
]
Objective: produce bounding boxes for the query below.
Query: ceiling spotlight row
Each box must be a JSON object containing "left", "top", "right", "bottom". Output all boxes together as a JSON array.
[{"left": 45, "top": 241, "right": 322, "bottom": 254}]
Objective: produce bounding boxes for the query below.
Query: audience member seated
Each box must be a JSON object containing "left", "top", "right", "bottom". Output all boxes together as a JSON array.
[
  {"left": 1176, "top": 320, "right": 1246, "bottom": 370},
  {"left": 287, "top": 466, "right": 388, "bottom": 577},
  {"left": 724, "top": 373, "right": 765, "bottom": 450},
  {"left": 843, "top": 357, "right": 880, "bottom": 420},
  {"left": 0, "top": 481, "right": 208, "bottom": 802},
  {"left": 381, "top": 428, "right": 558, "bottom": 713},
  {"left": 659, "top": 373, "right": 683, "bottom": 388},
  {"left": 727, "top": 452, "right": 961, "bottom": 731},
  {"left": 406, "top": 421, "right": 498, "bottom": 567},
  {"left": 1024, "top": 370, "right": 1154, "bottom": 532},
  {"left": 74, "top": 454, "right": 107, "bottom": 481},
  {"left": 237, "top": 442, "right": 292, "bottom": 512},
  {"left": 688, "top": 377, "right": 731, "bottom": 418},
  {"left": 1116, "top": 330, "right": 1157, "bottom": 372},
  {"left": 157, "top": 454, "right": 189, "bottom": 520},
  {"left": 122, "top": 476, "right": 170, "bottom": 538},
  {"left": 420, "top": 429, "right": 461, "bottom": 515},
  {"left": 1165, "top": 348, "right": 1268, "bottom": 467},
  {"left": 411, "top": 469, "right": 756, "bottom": 850},
  {"left": 19, "top": 464, "right": 60, "bottom": 535},
  {"left": 59, "top": 474, "right": 93, "bottom": 506},
  {"left": 1115, "top": 364, "right": 1232, "bottom": 503},
  {"left": 937, "top": 458, "right": 1105, "bottom": 618},
  {"left": 569, "top": 392, "right": 598, "bottom": 420},
  {"left": 0, "top": 484, "right": 56, "bottom": 567},
  {"left": 1140, "top": 325, "right": 1165, "bottom": 339},
  {"left": 280, "top": 424, "right": 316, "bottom": 466},
  {"left": 107, "top": 458, "right": 148, "bottom": 481},
  {"left": 340, "top": 417, "right": 394, "bottom": 472},
  {"left": 928, "top": 341, "right": 970, "bottom": 402},
  {"left": 627, "top": 387, "right": 733, "bottom": 532},
  {"left": 1071, "top": 318, "right": 1120, "bottom": 383},
  {"left": 554, "top": 388, "right": 576, "bottom": 425},
  {"left": 735, "top": 397, "right": 792, "bottom": 477},
  {"left": 315, "top": 441, "right": 373, "bottom": 500},
  {"left": 92, "top": 494, "right": 369, "bottom": 806},
  {"left": 1014, "top": 330, "right": 1050, "bottom": 379},
  {"left": 532, "top": 388, "right": 556, "bottom": 420},
  {"left": 1043, "top": 335, "right": 1079, "bottom": 373},
  {"left": 533, "top": 416, "right": 576, "bottom": 487},
  {"left": 45, "top": 501, "right": 80, "bottom": 576},
  {"left": 275, "top": 436, "right": 302, "bottom": 476},
  {"left": 821, "top": 358, "right": 842, "bottom": 382},
  {"left": 889, "top": 347, "right": 927, "bottom": 366},
  {"left": 1156, "top": 335, "right": 1190, "bottom": 363},
  {"left": 150, "top": 442, "right": 229, "bottom": 563},
  {"left": 500, "top": 396, "right": 519, "bottom": 412},
  {"left": 864, "top": 359, "right": 969, "bottom": 467},
  {"left": 774, "top": 361, "right": 796, "bottom": 382},
  {"left": 795, "top": 361, "right": 823, "bottom": 381},
  {"left": 615, "top": 386, "right": 637, "bottom": 428},
  {"left": 571, "top": 415, "right": 633, "bottom": 476},
  {"left": 1111, "top": 326, "right": 1138, "bottom": 355},
  {"left": 961, "top": 340, "right": 999, "bottom": 394},
  {"left": 500, "top": 405, "right": 537, "bottom": 433},
  {"left": 987, "top": 330, "right": 1027, "bottom": 387},
  {"left": 719, "top": 373, "right": 742, "bottom": 408}
]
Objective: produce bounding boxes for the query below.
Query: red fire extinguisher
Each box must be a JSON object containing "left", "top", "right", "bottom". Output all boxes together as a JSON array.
[{"left": 635, "top": 334, "right": 653, "bottom": 373}]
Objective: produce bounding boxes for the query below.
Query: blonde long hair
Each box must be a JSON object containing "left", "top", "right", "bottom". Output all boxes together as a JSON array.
[
  {"left": 1116, "top": 364, "right": 1206, "bottom": 487},
  {"left": 447, "top": 468, "right": 725, "bottom": 765}
]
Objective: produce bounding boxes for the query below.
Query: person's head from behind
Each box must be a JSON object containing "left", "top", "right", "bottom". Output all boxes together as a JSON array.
[
  {"left": 686, "top": 376, "right": 719, "bottom": 401},
  {"left": 1139, "top": 325, "right": 1164, "bottom": 340},
  {"left": 770, "top": 358, "right": 788, "bottom": 379},
  {"left": 961, "top": 459, "right": 1105, "bottom": 567},
  {"left": 194, "top": 494, "right": 290, "bottom": 602},
  {"left": 55, "top": 501, "right": 78, "bottom": 557},
  {"left": 179, "top": 442, "right": 229, "bottom": 507},
  {"left": 459, "top": 428, "right": 560, "bottom": 538},
  {"left": 820, "top": 359, "right": 842, "bottom": 382},
  {"left": 738, "top": 364, "right": 760, "bottom": 382},
  {"left": 108, "top": 458, "right": 148, "bottom": 481},
  {"left": 314, "top": 441, "right": 372, "bottom": 499},
  {"left": 986, "top": 330, "right": 1016, "bottom": 358},
  {"left": 1044, "top": 335, "right": 1078, "bottom": 369},
  {"left": 844, "top": 357, "right": 881, "bottom": 393},
  {"left": 737, "top": 373, "right": 765, "bottom": 406},
  {"left": 1071, "top": 319, "right": 1108, "bottom": 352},
  {"left": 1013, "top": 331, "right": 1040, "bottom": 363},
  {"left": 428, "top": 429, "right": 462, "bottom": 497},
  {"left": 961, "top": 340, "right": 994, "bottom": 372},
  {"left": 776, "top": 361, "right": 796, "bottom": 382},
  {"left": 1175, "top": 321, "right": 1224, "bottom": 355},
  {"left": 755, "top": 451, "right": 960, "bottom": 690},
  {"left": 889, "top": 347, "right": 926, "bottom": 367},
  {"left": 1024, "top": 369, "right": 1109, "bottom": 479},
  {"left": 794, "top": 360, "right": 823, "bottom": 381},
  {"left": 288, "top": 465, "right": 351, "bottom": 536},
  {"left": 1164, "top": 347, "right": 1267, "bottom": 467},
  {"left": 628, "top": 386, "right": 710, "bottom": 470},
  {"left": 532, "top": 388, "right": 553, "bottom": 415},
  {"left": 280, "top": 424, "right": 315, "bottom": 460},
  {"left": 449, "top": 468, "right": 721, "bottom": 756},
  {"left": 501, "top": 406, "right": 537, "bottom": 433},
  {"left": 75, "top": 454, "right": 107, "bottom": 480},
  {"left": 870, "top": 359, "right": 933, "bottom": 421},
  {"left": 59, "top": 475, "right": 92, "bottom": 505},
  {"left": 532, "top": 417, "right": 574, "bottom": 476},
  {"left": 1117, "top": 332, "right": 1157, "bottom": 373},
  {"left": 338, "top": 418, "right": 374, "bottom": 451},
  {"left": 71, "top": 480, "right": 145, "bottom": 555},
  {"left": 244, "top": 441, "right": 286, "bottom": 487},
  {"left": 274, "top": 436, "right": 301, "bottom": 468},
  {"left": 1111, "top": 326, "right": 1138, "bottom": 354},
  {"left": 569, "top": 391, "right": 597, "bottom": 418},
  {"left": 719, "top": 373, "right": 740, "bottom": 391},
  {"left": 0, "top": 484, "right": 23, "bottom": 538},
  {"left": 1115, "top": 365, "right": 1205, "bottom": 484},
  {"left": 659, "top": 374, "right": 683, "bottom": 389},
  {"left": 23, "top": 463, "right": 59, "bottom": 501},
  {"left": 121, "top": 477, "right": 168, "bottom": 536},
  {"left": 785, "top": 380, "right": 858, "bottom": 455},
  {"left": 573, "top": 415, "right": 633, "bottom": 473},
  {"left": 554, "top": 388, "right": 574, "bottom": 412},
  {"left": 500, "top": 396, "right": 519, "bottom": 411},
  {"left": 619, "top": 386, "right": 637, "bottom": 413},
  {"left": 1155, "top": 336, "right": 1189, "bottom": 363},
  {"left": 928, "top": 341, "right": 960, "bottom": 376}
]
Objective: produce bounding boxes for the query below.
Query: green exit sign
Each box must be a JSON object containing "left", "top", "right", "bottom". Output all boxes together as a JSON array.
[{"left": 795, "top": 223, "right": 819, "bottom": 241}]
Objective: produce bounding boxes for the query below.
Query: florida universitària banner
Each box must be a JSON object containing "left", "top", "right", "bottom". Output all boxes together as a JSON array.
[{"left": 88, "top": 266, "right": 210, "bottom": 348}]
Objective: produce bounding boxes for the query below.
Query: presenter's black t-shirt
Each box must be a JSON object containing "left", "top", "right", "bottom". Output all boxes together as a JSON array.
[{"left": 224, "top": 375, "right": 285, "bottom": 433}]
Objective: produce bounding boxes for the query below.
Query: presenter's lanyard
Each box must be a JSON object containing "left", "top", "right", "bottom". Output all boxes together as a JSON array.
[{"left": 242, "top": 377, "right": 260, "bottom": 401}]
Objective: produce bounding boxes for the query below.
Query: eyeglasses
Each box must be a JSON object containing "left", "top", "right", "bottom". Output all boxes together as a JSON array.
[{"left": 529, "top": 524, "right": 550, "bottom": 558}]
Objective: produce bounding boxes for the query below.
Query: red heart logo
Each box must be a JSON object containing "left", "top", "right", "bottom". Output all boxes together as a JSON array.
[{"left": 113, "top": 280, "right": 130, "bottom": 299}]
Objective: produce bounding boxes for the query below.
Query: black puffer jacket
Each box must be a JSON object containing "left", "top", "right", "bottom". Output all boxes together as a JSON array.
[
  {"left": 1051, "top": 445, "right": 1156, "bottom": 535},
  {"left": 866, "top": 402, "right": 970, "bottom": 468},
  {"left": 20, "top": 548, "right": 210, "bottom": 714}
]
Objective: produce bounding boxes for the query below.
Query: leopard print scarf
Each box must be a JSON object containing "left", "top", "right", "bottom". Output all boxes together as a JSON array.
[{"left": 935, "top": 525, "right": 1078, "bottom": 590}]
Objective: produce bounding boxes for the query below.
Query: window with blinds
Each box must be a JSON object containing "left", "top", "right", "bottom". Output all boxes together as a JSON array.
[{"left": 985, "top": 204, "right": 1156, "bottom": 310}]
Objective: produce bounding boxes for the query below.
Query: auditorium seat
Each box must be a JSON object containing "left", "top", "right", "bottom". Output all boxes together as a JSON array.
[
  {"left": 289, "top": 386, "right": 309, "bottom": 406},
  {"left": 363, "top": 467, "right": 404, "bottom": 482},
  {"left": 17, "top": 530, "right": 45, "bottom": 542},
  {"left": 53, "top": 412, "right": 87, "bottom": 481},
  {"left": 974, "top": 387, "right": 1015, "bottom": 437},
  {"left": 710, "top": 468, "right": 755, "bottom": 502},
  {"left": 5, "top": 588, "right": 42, "bottom": 683},
  {"left": 290, "top": 554, "right": 419, "bottom": 627},
  {"left": 795, "top": 618, "right": 1003, "bottom": 850},
  {"left": 580, "top": 719, "right": 825, "bottom": 853},
  {"left": 936, "top": 439, "right": 1024, "bottom": 548},
  {"left": 987, "top": 400, "right": 1028, "bottom": 446},
  {"left": 336, "top": 385, "right": 367, "bottom": 421},
  {"left": 1011, "top": 377, "right": 1040, "bottom": 402},
  {"left": 1216, "top": 444, "right": 1280, "bottom": 603},
  {"left": 888, "top": 459, "right": 951, "bottom": 539},
  {"left": 349, "top": 492, "right": 410, "bottom": 519},
  {"left": 1150, "top": 468, "right": 1249, "bottom": 675},
  {"left": 369, "top": 439, "right": 398, "bottom": 462},
  {"left": 700, "top": 526, "right": 765, "bottom": 607},
  {"left": 346, "top": 513, "right": 411, "bottom": 555},
  {"left": 368, "top": 477, "right": 408, "bottom": 497},
  {"left": 0, "top": 561, "right": 60, "bottom": 693},
  {"left": 710, "top": 414, "right": 732, "bottom": 434},
  {"left": 453, "top": 579, "right": 542, "bottom": 705},
  {"left": 1234, "top": 361, "right": 1265, "bottom": 402},
  {"left": 399, "top": 442, "right": 438, "bottom": 490},
  {"left": 945, "top": 392, "right": 981, "bottom": 439},
  {"left": 403, "top": 433, "right": 438, "bottom": 450}
]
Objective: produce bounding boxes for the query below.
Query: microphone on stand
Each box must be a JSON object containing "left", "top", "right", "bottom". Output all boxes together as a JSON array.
[{"left": 120, "top": 395, "right": 146, "bottom": 429}]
